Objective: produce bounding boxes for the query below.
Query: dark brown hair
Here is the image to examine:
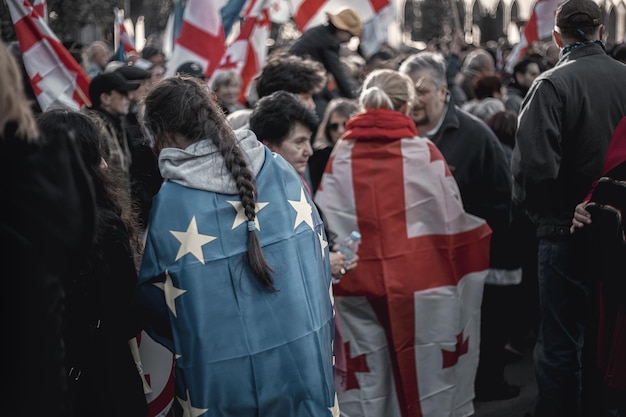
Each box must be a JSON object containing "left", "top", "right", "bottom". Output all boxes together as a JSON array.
[{"left": 143, "top": 76, "right": 274, "bottom": 288}]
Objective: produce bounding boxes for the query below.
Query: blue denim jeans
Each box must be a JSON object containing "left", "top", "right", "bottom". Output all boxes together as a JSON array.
[{"left": 534, "top": 236, "right": 590, "bottom": 417}]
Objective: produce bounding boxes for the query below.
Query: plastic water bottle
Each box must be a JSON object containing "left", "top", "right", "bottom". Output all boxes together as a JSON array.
[
  {"left": 338, "top": 231, "right": 361, "bottom": 263},
  {"left": 332, "top": 231, "right": 361, "bottom": 284}
]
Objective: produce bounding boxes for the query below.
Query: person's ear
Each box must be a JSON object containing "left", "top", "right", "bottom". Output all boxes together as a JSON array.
[
  {"left": 439, "top": 84, "right": 449, "bottom": 103},
  {"left": 100, "top": 92, "right": 111, "bottom": 106},
  {"left": 553, "top": 30, "right": 563, "bottom": 48},
  {"left": 399, "top": 102, "right": 409, "bottom": 115}
]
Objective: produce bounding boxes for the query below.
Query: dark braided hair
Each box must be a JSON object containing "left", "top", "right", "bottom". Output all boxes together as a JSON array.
[{"left": 143, "top": 76, "right": 274, "bottom": 289}]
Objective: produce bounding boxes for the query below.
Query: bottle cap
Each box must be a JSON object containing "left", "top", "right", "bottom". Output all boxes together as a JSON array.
[{"left": 350, "top": 231, "right": 361, "bottom": 240}]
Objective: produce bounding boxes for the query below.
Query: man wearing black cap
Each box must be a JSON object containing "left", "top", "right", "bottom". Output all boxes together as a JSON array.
[
  {"left": 175, "top": 61, "right": 206, "bottom": 79},
  {"left": 85, "top": 71, "right": 139, "bottom": 192},
  {"left": 511, "top": 1, "right": 626, "bottom": 416},
  {"left": 115, "top": 65, "right": 163, "bottom": 231}
]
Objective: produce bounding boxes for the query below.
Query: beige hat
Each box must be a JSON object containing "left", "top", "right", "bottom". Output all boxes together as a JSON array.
[{"left": 327, "top": 8, "right": 363, "bottom": 37}]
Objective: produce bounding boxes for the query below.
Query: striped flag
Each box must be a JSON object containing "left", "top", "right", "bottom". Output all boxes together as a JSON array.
[
  {"left": 164, "top": 0, "right": 226, "bottom": 79},
  {"left": 7, "top": 0, "right": 91, "bottom": 110},
  {"left": 136, "top": 145, "right": 336, "bottom": 416},
  {"left": 314, "top": 111, "right": 492, "bottom": 416},
  {"left": 505, "top": 0, "right": 563, "bottom": 73},
  {"left": 209, "top": 0, "right": 272, "bottom": 105}
]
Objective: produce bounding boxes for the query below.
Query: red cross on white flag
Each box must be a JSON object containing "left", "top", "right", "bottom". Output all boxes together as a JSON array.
[
  {"left": 315, "top": 130, "right": 491, "bottom": 416},
  {"left": 209, "top": 0, "right": 272, "bottom": 105},
  {"left": 164, "top": 0, "right": 226, "bottom": 79},
  {"left": 7, "top": 0, "right": 91, "bottom": 111}
]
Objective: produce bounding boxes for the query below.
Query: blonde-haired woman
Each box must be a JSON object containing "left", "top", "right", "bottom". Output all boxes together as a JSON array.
[
  {"left": 308, "top": 97, "right": 358, "bottom": 194},
  {"left": 315, "top": 69, "right": 492, "bottom": 416}
]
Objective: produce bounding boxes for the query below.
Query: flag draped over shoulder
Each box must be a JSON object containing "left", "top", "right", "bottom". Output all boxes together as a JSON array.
[
  {"left": 136, "top": 147, "right": 336, "bottom": 416},
  {"left": 505, "top": 0, "right": 562, "bottom": 73},
  {"left": 7, "top": 0, "right": 91, "bottom": 111},
  {"left": 209, "top": 0, "right": 271, "bottom": 105},
  {"left": 315, "top": 111, "right": 492, "bottom": 417},
  {"left": 164, "top": 0, "right": 226, "bottom": 79}
]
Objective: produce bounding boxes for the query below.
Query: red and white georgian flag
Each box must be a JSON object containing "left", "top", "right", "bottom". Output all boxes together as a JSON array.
[
  {"left": 505, "top": 0, "right": 563, "bottom": 73},
  {"left": 315, "top": 136, "right": 491, "bottom": 417},
  {"left": 31, "top": 0, "right": 46, "bottom": 23},
  {"left": 208, "top": 0, "right": 272, "bottom": 105},
  {"left": 115, "top": 8, "right": 136, "bottom": 55},
  {"left": 7, "top": 0, "right": 91, "bottom": 110},
  {"left": 164, "top": 0, "right": 226, "bottom": 79}
]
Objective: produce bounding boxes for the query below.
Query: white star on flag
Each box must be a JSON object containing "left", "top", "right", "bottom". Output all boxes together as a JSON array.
[
  {"left": 227, "top": 200, "right": 269, "bottom": 231},
  {"left": 170, "top": 216, "right": 216, "bottom": 264},
  {"left": 288, "top": 188, "right": 314, "bottom": 230},
  {"left": 177, "top": 389, "right": 209, "bottom": 417},
  {"left": 153, "top": 270, "right": 186, "bottom": 318},
  {"left": 318, "top": 232, "right": 328, "bottom": 258}
]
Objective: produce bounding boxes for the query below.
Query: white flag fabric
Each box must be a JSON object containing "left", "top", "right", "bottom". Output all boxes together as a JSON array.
[
  {"left": 209, "top": 0, "right": 271, "bottom": 105},
  {"left": 137, "top": 331, "right": 175, "bottom": 417},
  {"left": 315, "top": 109, "right": 491, "bottom": 416},
  {"left": 7, "top": 0, "right": 91, "bottom": 111},
  {"left": 164, "top": 0, "right": 226, "bottom": 79},
  {"left": 505, "top": 0, "right": 562, "bottom": 73}
]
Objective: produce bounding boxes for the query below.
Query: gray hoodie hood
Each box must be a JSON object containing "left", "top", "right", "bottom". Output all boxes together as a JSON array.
[{"left": 158, "top": 129, "right": 266, "bottom": 194}]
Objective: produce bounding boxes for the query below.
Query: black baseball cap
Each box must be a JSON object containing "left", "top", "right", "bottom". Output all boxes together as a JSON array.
[
  {"left": 176, "top": 61, "right": 206, "bottom": 79},
  {"left": 556, "top": 0, "right": 602, "bottom": 30},
  {"left": 115, "top": 65, "right": 152, "bottom": 81},
  {"left": 89, "top": 72, "right": 140, "bottom": 106}
]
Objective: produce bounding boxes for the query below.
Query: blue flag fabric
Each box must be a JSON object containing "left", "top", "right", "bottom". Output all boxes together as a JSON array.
[
  {"left": 220, "top": 0, "right": 247, "bottom": 38},
  {"left": 136, "top": 149, "right": 335, "bottom": 417}
]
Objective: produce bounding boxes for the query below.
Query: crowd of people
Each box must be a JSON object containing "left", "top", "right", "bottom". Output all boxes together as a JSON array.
[{"left": 3, "top": 0, "right": 626, "bottom": 416}]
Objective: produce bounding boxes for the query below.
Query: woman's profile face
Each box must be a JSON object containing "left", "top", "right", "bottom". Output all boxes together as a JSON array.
[{"left": 328, "top": 112, "right": 349, "bottom": 144}]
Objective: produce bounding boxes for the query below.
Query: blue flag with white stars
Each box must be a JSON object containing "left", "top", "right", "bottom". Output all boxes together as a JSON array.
[{"left": 136, "top": 150, "right": 336, "bottom": 417}]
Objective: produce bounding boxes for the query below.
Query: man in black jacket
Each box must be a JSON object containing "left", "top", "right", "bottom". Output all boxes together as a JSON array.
[
  {"left": 511, "top": 1, "right": 626, "bottom": 415},
  {"left": 399, "top": 51, "right": 517, "bottom": 402}
]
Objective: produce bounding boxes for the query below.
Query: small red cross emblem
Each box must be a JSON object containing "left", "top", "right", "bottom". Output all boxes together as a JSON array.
[
  {"left": 441, "top": 331, "right": 469, "bottom": 368},
  {"left": 344, "top": 341, "right": 370, "bottom": 390}
]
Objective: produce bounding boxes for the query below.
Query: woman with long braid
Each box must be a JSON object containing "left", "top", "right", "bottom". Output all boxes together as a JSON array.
[{"left": 134, "top": 76, "right": 337, "bottom": 417}]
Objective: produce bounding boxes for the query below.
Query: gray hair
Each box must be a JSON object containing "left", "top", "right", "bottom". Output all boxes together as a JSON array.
[{"left": 398, "top": 51, "right": 447, "bottom": 89}]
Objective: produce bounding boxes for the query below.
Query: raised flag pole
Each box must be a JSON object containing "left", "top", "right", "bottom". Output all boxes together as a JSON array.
[
  {"left": 449, "top": 0, "right": 462, "bottom": 33},
  {"left": 114, "top": 7, "right": 124, "bottom": 62}
]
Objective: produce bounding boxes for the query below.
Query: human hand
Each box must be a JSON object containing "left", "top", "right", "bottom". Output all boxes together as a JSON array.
[
  {"left": 344, "top": 253, "right": 359, "bottom": 273},
  {"left": 329, "top": 245, "right": 359, "bottom": 283},
  {"left": 570, "top": 201, "right": 592, "bottom": 234},
  {"left": 329, "top": 248, "right": 347, "bottom": 278}
]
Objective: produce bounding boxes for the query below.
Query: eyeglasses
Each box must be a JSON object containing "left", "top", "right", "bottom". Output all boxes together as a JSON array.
[{"left": 328, "top": 121, "right": 346, "bottom": 131}]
